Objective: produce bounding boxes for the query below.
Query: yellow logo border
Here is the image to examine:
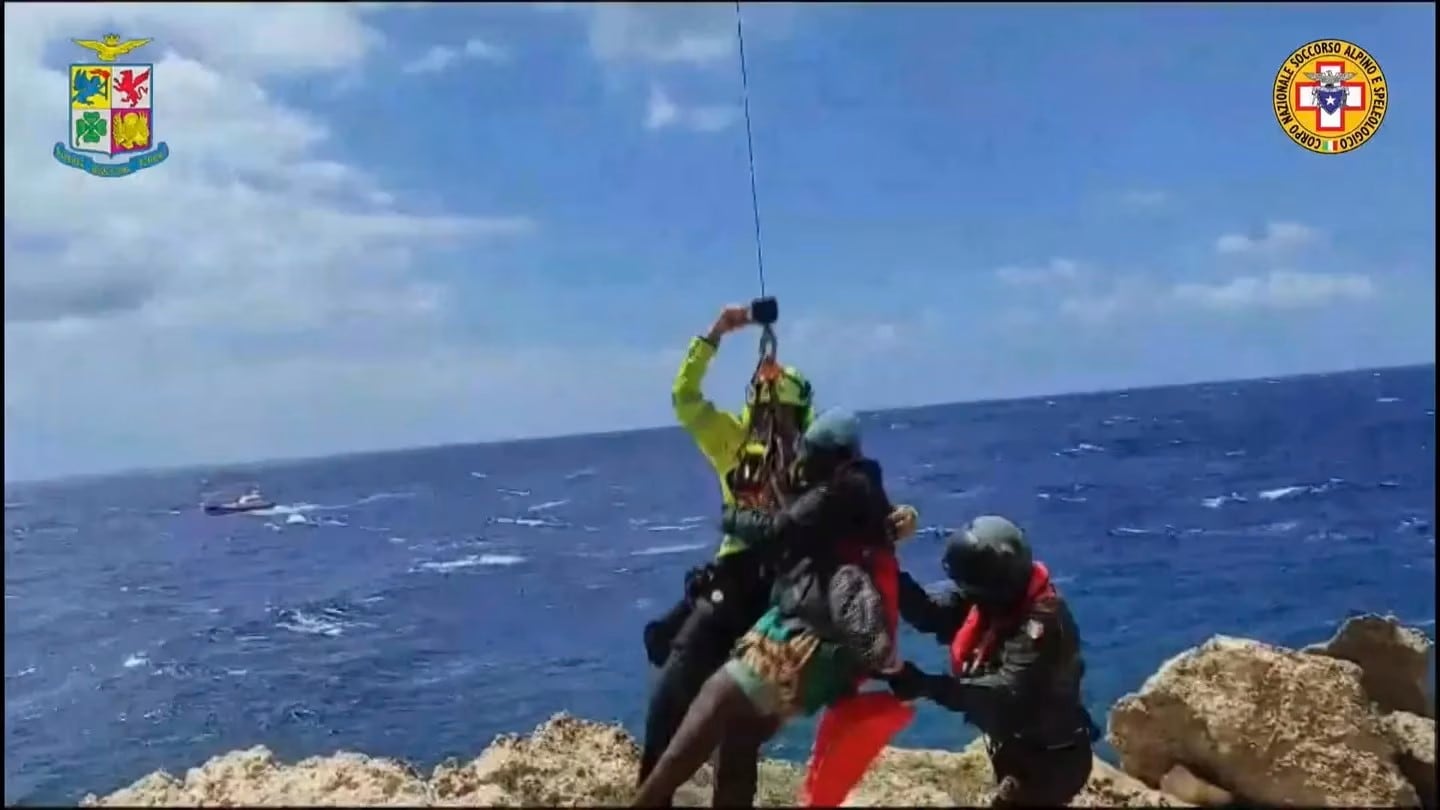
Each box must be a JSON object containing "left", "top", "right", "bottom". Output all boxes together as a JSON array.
[{"left": 1271, "top": 38, "right": 1389, "bottom": 156}]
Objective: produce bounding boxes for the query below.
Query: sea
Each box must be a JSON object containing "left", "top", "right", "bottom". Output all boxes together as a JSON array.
[{"left": 4, "top": 364, "right": 1436, "bottom": 805}]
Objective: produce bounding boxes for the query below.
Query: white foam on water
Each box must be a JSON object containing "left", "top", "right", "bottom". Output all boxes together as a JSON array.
[
  {"left": 1258, "top": 485, "right": 1308, "bottom": 501},
  {"left": 285, "top": 513, "right": 314, "bottom": 526},
  {"left": 646, "top": 523, "right": 701, "bottom": 533},
  {"left": 493, "top": 516, "right": 563, "bottom": 528},
  {"left": 1112, "top": 527, "right": 1152, "bottom": 536},
  {"left": 1202, "top": 493, "right": 1248, "bottom": 509},
  {"left": 414, "top": 554, "right": 526, "bottom": 573},
  {"left": 251, "top": 491, "right": 415, "bottom": 518},
  {"left": 275, "top": 610, "right": 345, "bottom": 637},
  {"left": 13, "top": 666, "right": 36, "bottom": 677},
  {"left": 497, "top": 488, "right": 532, "bottom": 497},
  {"left": 1376, "top": 397, "right": 1401, "bottom": 403},
  {"left": 388, "top": 536, "right": 407, "bottom": 544},
  {"left": 123, "top": 653, "right": 149, "bottom": 669},
  {"left": 632, "top": 542, "right": 707, "bottom": 557},
  {"left": 679, "top": 516, "right": 706, "bottom": 524},
  {"left": 469, "top": 472, "right": 488, "bottom": 479},
  {"left": 1055, "top": 442, "right": 1106, "bottom": 457},
  {"left": 565, "top": 467, "right": 597, "bottom": 481},
  {"left": 526, "top": 499, "right": 570, "bottom": 513}
]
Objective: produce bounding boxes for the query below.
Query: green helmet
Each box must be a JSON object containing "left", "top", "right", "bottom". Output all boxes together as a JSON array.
[{"left": 742, "top": 366, "right": 815, "bottom": 428}]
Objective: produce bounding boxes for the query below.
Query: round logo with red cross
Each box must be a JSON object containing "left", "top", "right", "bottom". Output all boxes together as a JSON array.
[{"left": 1272, "top": 39, "right": 1388, "bottom": 155}]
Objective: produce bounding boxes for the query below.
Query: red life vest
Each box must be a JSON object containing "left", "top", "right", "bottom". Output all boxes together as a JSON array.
[{"left": 949, "top": 561, "right": 1054, "bottom": 676}]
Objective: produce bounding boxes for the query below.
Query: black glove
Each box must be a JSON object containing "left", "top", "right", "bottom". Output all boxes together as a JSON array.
[
  {"left": 683, "top": 564, "right": 714, "bottom": 600},
  {"left": 720, "top": 504, "right": 740, "bottom": 536},
  {"left": 884, "top": 660, "right": 933, "bottom": 702}
]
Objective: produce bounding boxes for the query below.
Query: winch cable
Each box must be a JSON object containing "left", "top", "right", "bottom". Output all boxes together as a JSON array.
[
  {"left": 732, "top": 1, "right": 794, "bottom": 509},
  {"left": 735, "top": 0, "right": 768, "bottom": 301}
]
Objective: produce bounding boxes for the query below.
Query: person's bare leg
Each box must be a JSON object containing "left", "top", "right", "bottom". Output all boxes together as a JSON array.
[
  {"left": 712, "top": 712, "right": 781, "bottom": 808},
  {"left": 633, "top": 669, "right": 760, "bottom": 807}
]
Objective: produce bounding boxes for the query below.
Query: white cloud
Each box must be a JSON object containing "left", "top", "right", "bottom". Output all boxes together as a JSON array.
[
  {"left": 2, "top": 4, "right": 566, "bottom": 479},
  {"left": 1171, "top": 270, "right": 1377, "bottom": 312},
  {"left": 644, "top": 84, "right": 739, "bottom": 133},
  {"left": 994, "top": 258, "right": 1084, "bottom": 286},
  {"left": 566, "top": 3, "right": 738, "bottom": 69},
  {"left": 1215, "top": 221, "right": 1317, "bottom": 256},
  {"left": 402, "top": 36, "right": 508, "bottom": 75}
]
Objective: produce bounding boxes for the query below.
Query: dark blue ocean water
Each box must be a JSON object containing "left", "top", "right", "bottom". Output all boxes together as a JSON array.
[{"left": 4, "top": 365, "right": 1436, "bottom": 805}]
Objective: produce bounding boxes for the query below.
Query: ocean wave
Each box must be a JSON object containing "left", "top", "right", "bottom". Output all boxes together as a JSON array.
[
  {"left": 526, "top": 499, "right": 570, "bottom": 513},
  {"left": 413, "top": 554, "right": 526, "bottom": 573},
  {"left": 491, "top": 516, "right": 566, "bottom": 529},
  {"left": 251, "top": 490, "right": 415, "bottom": 518},
  {"left": 1257, "top": 481, "right": 1336, "bottom": 501},
  {"left": 645, "top": 524, "right": 702, "bottom": 533},
  {"left": 1399, "top": 517, "right": 1432, "bottom": 535},
  {"left": 123, "top": 653, "right": 149, "bottom": 669},
  {"left": 1376, "top": 397, "right": 1401, "bottom": 403},
  {"left": 469, "top": 472, "right": 488, "bottom": 479},
  {"left": 273, "top": 609, "right": 347, "bottom": 637},
  {"left": 496, "top": 488, "right": 531, "bottom": 497},
  {"left": 1055, "top": 443, "right": 1106, "bottom": 458},
  {"left": 631, "top": 542, "right": 707, "bottom": 557},
  {"left": 1202, "top": 493, "right": 1248, "bottom": 509},
  {"left": 564, "top": 467, "right": 597, "bottom": 482},
  {"left": 1110, "top": 527, "right": 1154, "bottom": 536},
  {"left": 1037, "top": 484, "right": 1090, "bottom": 504}
]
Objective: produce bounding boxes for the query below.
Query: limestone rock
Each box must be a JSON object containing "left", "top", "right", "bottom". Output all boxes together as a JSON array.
[
  {"left": 1383, "top": 711, "right": 1437, "bottom": 809},
  {"left": 1303, "top": 614, "right": 1435, "bottom": 719},
  {"left": 1109, "top": 635, "right": 1419, "bottom": 807},
  {"left": 1159, "top": 764, "right": 1233, "bottom": 807}
]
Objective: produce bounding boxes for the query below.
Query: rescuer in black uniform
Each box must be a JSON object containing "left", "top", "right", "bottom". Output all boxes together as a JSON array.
[{"left": 885, "top": 515, "right": 1099, "bottom": 808}]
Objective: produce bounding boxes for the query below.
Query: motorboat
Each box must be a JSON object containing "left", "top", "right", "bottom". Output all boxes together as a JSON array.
[{"left": 203, "top": 491, "right": 274, "bottom": 515}]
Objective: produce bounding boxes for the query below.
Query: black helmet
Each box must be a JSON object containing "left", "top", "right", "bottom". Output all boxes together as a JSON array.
[{"left": 942, "top": 515, "right": 1033, "bottom": 608}]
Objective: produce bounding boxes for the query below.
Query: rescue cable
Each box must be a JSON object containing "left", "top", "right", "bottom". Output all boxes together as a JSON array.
[
  {"left": 734, "top": 0, "right": 767, "bottom": 300},
  {"left": 730, "top": 1, "right": 792, "bottom": 508}
]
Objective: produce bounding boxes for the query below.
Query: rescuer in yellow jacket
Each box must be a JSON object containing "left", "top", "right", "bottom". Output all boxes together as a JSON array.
[{"left": 637, "top": 303, "right": 817, "bottom": 806}]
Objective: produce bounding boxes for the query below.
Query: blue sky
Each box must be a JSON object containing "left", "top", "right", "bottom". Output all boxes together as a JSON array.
[{"left": 3, "top": 3, "right": 1435, "bottom": 480}]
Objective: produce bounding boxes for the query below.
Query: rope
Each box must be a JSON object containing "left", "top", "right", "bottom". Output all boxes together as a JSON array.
[
  {"left": 734, "top": 0, "right": 767, "bottom": 298},
  {"left": 730, "top": 3, "right": 795, "bottom": 508}
]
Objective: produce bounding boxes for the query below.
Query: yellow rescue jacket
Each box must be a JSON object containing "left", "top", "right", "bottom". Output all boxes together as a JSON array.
[{"left": 671, "top": 336, "right": 754, "bottom": 559}]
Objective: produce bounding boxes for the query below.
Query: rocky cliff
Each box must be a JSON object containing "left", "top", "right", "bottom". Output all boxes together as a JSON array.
[{"left": 83, "top": 614, "right": 1435, "bottom": 807}]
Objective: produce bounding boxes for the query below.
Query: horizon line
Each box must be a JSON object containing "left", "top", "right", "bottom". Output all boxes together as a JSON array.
[{"left": 6, "top": 359, "right": 1434, "bottom": 488}]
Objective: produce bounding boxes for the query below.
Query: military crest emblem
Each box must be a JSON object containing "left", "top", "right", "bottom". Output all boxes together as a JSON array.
[{"left": 53, "top": 34, "right": 171, "bottom": 178}]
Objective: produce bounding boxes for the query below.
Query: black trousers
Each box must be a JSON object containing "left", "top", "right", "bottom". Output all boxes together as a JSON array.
[
  {"left": 638, "top": 591, "right": 768, "bottom": 806},
  {"left": 989, "top": 737, "right": 1094, "bottom": 808}
]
